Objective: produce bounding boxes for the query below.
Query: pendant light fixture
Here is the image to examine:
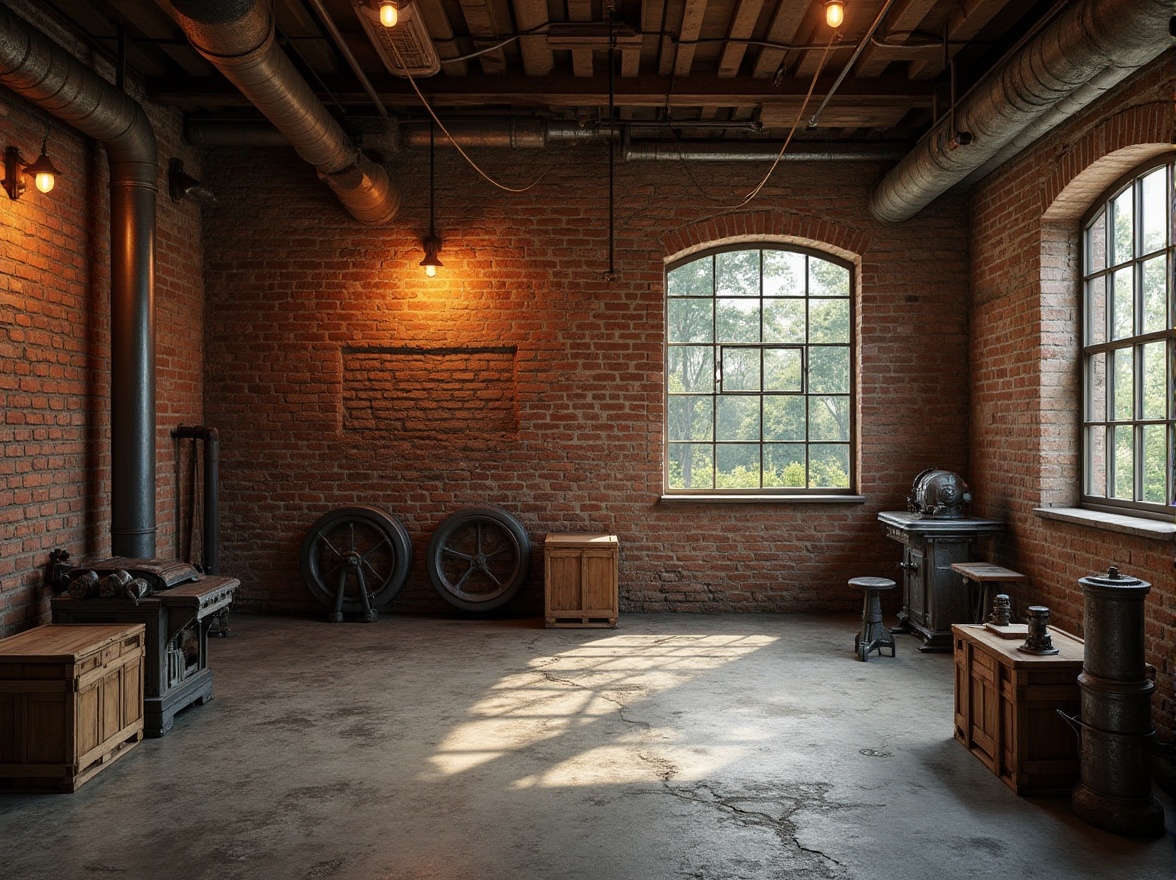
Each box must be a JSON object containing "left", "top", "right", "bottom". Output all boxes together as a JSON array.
[
  {"left": 419, "top": 121, "right": 442, "bottom": 277},
  {"left": 3, "top": 127, "right": 62, "bottom": 199},
  {"left": 378, "top": 0, "right": 399, "bottom": 28},
  {"left": 825, "top": 0, "right": 845, "bottom": 28}
]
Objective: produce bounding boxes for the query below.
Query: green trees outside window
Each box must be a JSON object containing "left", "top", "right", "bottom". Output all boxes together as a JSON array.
[
  {"left": 1082, "top": 161, "right": 1176, "bottom": 517},
  {"left": 666, "top": 247, "right": 855, "bottom": 494}
]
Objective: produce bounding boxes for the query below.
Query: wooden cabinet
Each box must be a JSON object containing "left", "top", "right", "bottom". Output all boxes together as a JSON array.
[
  {"left": 544, "top": 533, "right": 619, "bottom": 628},
  {"left": 0, "top": 624, "right": 145, "bottom": 791},
  {"left": 952, "top": 623, "right": 1083, "bottom": 795}
]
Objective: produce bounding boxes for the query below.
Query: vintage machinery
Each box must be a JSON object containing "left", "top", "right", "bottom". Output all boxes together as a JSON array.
[
  {"left": 906, "top": 468, "right": 972, "bottom": 519},
  {"left": 49, "top": 553, "right": 238, "bottom": 737}
]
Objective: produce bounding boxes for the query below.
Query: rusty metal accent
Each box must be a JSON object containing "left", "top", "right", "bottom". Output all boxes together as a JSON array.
[
  {"left": 991, "top": 593, "right": 1012, "bottom": 626},
  {"left": 1018, "top": 606, "right": 1059, "bottom": 655},
  {"left": 1071, "top": 567, "right": 1165, "bottom": 837},
  {"left": 906, "top": 469, "right": 972, "bottom": 519}
]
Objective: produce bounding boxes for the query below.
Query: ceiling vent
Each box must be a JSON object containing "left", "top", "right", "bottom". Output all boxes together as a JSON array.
[{"left": 353, "top": 1, "right": 440, "bottom": 78}]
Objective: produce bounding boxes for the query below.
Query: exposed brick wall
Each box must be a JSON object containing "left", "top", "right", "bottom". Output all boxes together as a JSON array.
[
  {"left": 198, "top": 139, "right": 972, "bottom": 620},
  {"left": 0, "top": 1, "right": 205, "bottom": 636},
  {"left": 970, "top": 53, "right": 1176, "bottom": 740}
]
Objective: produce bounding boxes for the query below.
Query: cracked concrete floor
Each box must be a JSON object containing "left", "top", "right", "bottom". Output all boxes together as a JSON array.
[{"left": 1, "top": 612, "right": 1172, "bottom": 880}]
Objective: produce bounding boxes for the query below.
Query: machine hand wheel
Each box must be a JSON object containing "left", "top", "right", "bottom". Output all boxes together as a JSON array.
[
  {"left": 426, "top": 507, "right": 531, "bottom": 612},
  {"left": 300, "top": 505, "right": 412, "bottom": 621}
]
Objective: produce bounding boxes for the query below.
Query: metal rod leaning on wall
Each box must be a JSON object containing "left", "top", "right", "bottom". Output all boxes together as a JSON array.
[{"left": 172, "top": 425, "right": 220, "bottom": 575}]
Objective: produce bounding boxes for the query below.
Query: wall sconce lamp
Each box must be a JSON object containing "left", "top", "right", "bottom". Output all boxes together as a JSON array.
[
  {"left": 419, "top": 122, "right": 442, "bottom": 277},
  {"left": 378, "top": 0, "right": 399, "bottom": 27},
  {"left": 3, "top": 132, "right": 62, "bottom": 200},
  {"left": 825, "top": 0, "right": 845, "bottom": 28}
]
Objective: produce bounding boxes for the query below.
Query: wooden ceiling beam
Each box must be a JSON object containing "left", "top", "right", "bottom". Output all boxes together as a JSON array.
[
  {"left": 750, "top": 1, "right": 808, "bottom": 78},
  {"left": 717, "top": 0, "right": 767, "bottom": 78},
  {"left": 908, "top": 0, "right": 1009, "bottom": 79},
  {"left": 853, "top": 0, "right": 939, "bottom": 78}
]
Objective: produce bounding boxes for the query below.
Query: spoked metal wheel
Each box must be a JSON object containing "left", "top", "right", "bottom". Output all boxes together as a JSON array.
[
  {"left": 300, "top": 506, "right": 412, "bottom": 621},
  {"left": 426, "top": 507, "right": 531, "bottom": 612}
]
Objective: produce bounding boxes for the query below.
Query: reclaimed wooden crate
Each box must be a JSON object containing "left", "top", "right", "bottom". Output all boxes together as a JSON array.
[
  {"left": 544, "top": 533, "right": 619, "bottom": 628},
  {"left": 952, "top": 623, "right": 1083, "bottom": 795},
  {"left": 0, "top": 624, "right": 145, "bottom": 792}
]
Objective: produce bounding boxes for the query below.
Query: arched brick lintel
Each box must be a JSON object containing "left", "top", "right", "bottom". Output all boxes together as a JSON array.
[{"left": 660, "top": 212, "right": 869, "bottom": 266}]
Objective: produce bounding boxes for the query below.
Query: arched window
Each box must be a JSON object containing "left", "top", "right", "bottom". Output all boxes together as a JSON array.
[
  {"left": 665, "top": 246, "right": 855, "bottom": 495},
  {"left": 1081, "top": 160, "right": 1176, "bottom": 518}
]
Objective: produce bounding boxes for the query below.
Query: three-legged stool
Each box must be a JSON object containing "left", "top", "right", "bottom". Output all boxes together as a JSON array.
[{"left": 850, "top": 577, "right": 897, "bottom": 662}]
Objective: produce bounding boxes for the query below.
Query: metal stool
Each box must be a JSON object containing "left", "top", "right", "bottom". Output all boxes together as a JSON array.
[{"left": 851, "top": 577, "right": 897, "bottom": 662}]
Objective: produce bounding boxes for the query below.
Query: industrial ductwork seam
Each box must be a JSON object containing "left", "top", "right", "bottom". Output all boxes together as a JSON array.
[
  {"left": 0, "top": 4, "right": 159, "bottom": 559},
  {"left": 869, "top": 0, "right": 1176, "bottom": 223},
  {"left": 159, "top": 0, "right": 400, "bottom": 225}
]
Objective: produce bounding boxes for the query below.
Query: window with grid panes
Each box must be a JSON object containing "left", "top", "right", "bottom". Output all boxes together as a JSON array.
[
  {"left": 1081, "top": 160, "right": 1176, "bottom": 519},
  {"left": 665, "top": 246, "right": 855, "bottom": 494}
]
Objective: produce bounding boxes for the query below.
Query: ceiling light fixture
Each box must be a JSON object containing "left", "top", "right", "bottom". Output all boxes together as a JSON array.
[
  {"left": 419, "top": 123, "right": 442, "bottom": 277},
  {"left": 378, "top": 0, "right": 399, "bottom": 28},
  {"left": 825, "top": 0, "right": 845, "bottom": 28}
]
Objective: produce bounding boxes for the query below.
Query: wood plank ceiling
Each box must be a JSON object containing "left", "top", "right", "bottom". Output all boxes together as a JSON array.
[{"left": 42, "top": 0, "right": 1059, "bottom": 146}]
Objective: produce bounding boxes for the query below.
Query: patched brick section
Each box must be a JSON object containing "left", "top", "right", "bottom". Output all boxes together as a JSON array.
[
  {"left": 343, "top": 347, "right": 518, "bottom": 438},
  {"left": 970, "top": 55, "right": 1176, "bottom": 741}
]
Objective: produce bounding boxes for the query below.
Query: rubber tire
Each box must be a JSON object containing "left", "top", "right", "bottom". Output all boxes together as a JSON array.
[
  {"left": 300, "top": 505, "right": 412, "bottom": 615},
  {"left": 426, "top": 506, "right": 531, "bottom": 612}
]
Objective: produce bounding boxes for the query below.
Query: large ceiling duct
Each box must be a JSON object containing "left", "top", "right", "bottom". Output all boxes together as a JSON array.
[
  {"left": 0, "top": 4, "right": 159, "bottom": 559},
  {"left": 869, "top": 0, "right": 1175, "bottom": 223},
  {"left": 159, "top": 0, "right": 399, "bottom": 225}
]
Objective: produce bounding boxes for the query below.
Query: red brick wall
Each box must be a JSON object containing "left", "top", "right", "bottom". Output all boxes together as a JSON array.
[
  {"left": 199, "top": 142, "right": 972, "bottom": 619},
  {"left": 970, "top": 53, "right": 1176, "bottom": 739},
  {"left": 0, "top": 2, "right": 206, "bottom": 636}
]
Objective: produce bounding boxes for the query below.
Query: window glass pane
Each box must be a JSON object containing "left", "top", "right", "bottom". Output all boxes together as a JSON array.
[
  {"left": 809, "top": 444, "right": 851, "bottom": 488},
  {"left": 1086, "top": 425, "right": 1106, "bottom": 497},
  {"left": 668, "top": 443, "right": 714, "bottom": 489},
  {"left": 764, "top": 444, "right": 805, "bottom": 487},
  {"left": 1112, "top": 425, "right": 1134, "bottom": 498},
  {"left": 764, "top": 348, "right": 802, "bottom": 392},
  {"left": 668, "top": 396, "right": 713, "bottom": 442},
  {"left": 668, "top": 298, "right": 713, "bottom": 343},
  {"left": 809, "top": 346, "right": 849, "bottom": 394},
  {"left": 1141, "top": 167, "right": 1167, "bottom": 256},
  {"left": 668, "top": 259, "right": 712, "bottom": 297},
  {"left": 763, "top": 396, "right": 805, "bottom": 441},
  {"left": 716, "top": 298, "right": 760, "bottom": 343},
  {"left": 1112, "top": 347, "right": 1134, "bottom": 420},
  {"left": 1086, "top": 208, "right": 1106, "bottom": 272},
  {"left": 1142, "top": 255, "right": 1167, "bottom": 335},
  {"left": 716, "top": 250, "right": 760, "bottom": 297},
  {"left": 716, "top": 395, "right": 759, "bottom": 441},
  {"left": 763, "top": 298, "right": 806, "bottom": 343},
  {"left": 1142, "top": 424, "right": 1168, "bottom": 503},
  {"left": 809, "top": 396, "right": 850, "bottom": 441},
  {"left": 716, "top": 444, "right": 761, "bottom": 488},
  {"left": 1085, "top": 274, "right": 1106, "bottom": 345},
  {"left": 721, "top": 348, "right": 760, "bottom": 392},
  {"left": 1111, "top": 266, "right": 1134, "bottom": 339},
  {"left": 809, "top": 299, "right": 850, "bottom": 343},
  {"left": 1111, "top": 186, "right": 1134, "bottom": 265},
  {"left": 763, "top": 251, "right": 806, "bottom": 296},
  {"left": 1085, "top": 352, "right": 1106, "bottom": 422},
  {"left": 668, "top": 346, "right": 714, "bottom": 393},
  {"left": 809, "top": 259, "right": 850, "bottom": 297},
  {"left": 1141, "top": 341, "right": 1167, "bottom": 420}
]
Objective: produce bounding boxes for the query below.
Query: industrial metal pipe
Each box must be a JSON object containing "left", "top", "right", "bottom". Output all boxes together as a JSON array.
[
  {"left": 159, "top": 0, "right": 399, "bottom": 225},
  {"left": 0, "top": 4, "right": 158, "bottom": 559},
  {"left": 869, "top": 0, "right": 1174, "bottom": 222}
]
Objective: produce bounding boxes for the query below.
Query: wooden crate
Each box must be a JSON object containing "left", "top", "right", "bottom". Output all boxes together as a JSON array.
[
  {"left": 544, "top": 533, "right": 619, "bottom": 627},
  {"left": 952, "top": 623, "right": 1083, "bottom": 795},
  {"left": 0, "top": 624, "right": 145, "bottom": 792}
]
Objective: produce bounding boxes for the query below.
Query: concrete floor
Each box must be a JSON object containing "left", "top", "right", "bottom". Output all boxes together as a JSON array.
[{"left": 1, "top": 612, "right": 1173, "bottom": 880}]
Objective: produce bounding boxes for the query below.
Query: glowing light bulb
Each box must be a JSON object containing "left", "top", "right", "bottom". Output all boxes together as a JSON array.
[
  {"left": 34, "top": 171, "right": 55, "bottom": 193},
  {"left": 379, "top": 1, "right": 398, "bottom": 27},
  {"left": 825, "top": 0, "right": 844, "bottom": 28},
  {"left": 424, "top": 263, "right": 436, "bottom": 278}
]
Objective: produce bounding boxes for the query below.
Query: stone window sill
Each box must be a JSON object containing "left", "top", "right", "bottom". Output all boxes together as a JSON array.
[
  {"left": 1033, "top": 507, "right": 1176, "bottom": 541},
  {"left": 660, "top": 494, "right": 867, "bottom": 504}
]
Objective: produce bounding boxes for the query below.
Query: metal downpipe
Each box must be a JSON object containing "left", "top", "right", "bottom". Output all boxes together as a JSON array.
[
  {"left": 0, "top": 5, "right": 158, "bottom": 559},
  {"left": 160, "top": 0, "right": 399, "bottom": 225},
  {"left": 869, "top": 0, "right": 1175, "bottom": 223}
]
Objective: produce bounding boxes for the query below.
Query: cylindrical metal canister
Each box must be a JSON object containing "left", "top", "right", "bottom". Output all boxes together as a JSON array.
[{"left": 1072, "top": 567, "right": 1164, "bottom": 837}]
